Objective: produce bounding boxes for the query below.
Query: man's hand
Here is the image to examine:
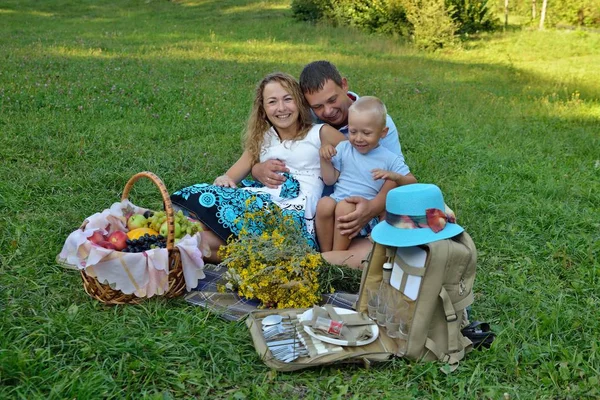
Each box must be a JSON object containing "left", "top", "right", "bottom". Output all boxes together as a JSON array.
[
  {"left": 251, "top": 159, "right": 289, "bottom": 189},
  {"left": 319, "top": 144, "right": 337, "bottom": 161},
  {"left": 214, "top": 175, "right": 237, "bottom": 188},
  {"left": 336, "top": 196, "right": 376, "bottom": 239}
]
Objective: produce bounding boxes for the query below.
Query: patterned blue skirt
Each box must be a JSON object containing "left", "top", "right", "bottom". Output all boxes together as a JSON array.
[{"left": 170, "top": 174, "right": 318, "bottom": 249}]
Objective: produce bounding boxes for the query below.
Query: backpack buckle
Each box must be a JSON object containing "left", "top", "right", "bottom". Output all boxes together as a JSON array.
[{"left": 445, "top": 312, "right": 458, "bottom": 322}]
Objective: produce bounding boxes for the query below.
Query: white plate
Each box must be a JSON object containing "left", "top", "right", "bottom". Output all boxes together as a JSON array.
[{"left": 299, "top": 307, "right": 379, "bottom": 347}]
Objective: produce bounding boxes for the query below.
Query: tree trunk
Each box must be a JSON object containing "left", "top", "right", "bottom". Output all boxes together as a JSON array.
[
  {"left": 532, "top": 0, "right": 536, "bottom": 19},
  {"left": 504, "top": 0, "right": 509, "bottom": 29},
  {"left": 539, "top": 0, "right": 548, "bottom": 30}
]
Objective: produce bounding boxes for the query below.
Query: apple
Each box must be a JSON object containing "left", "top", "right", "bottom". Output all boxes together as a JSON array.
[
  {"left": 127, "top": 214, "right": 147, "bottom": 230},
  {"left": 98, "top": 241, "right": 117, "bottom": 250},
  {"left": 160, "top": 221, "right": 181, "bottom": 238},
  {"left": 107, "top": 231, "right": 128, "bottom": 251},
  {"left": 88, "top": 231, "right": 106, "bottom": 244}
]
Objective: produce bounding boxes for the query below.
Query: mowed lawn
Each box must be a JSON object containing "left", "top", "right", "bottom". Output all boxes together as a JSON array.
[{"left": 1, "top": 0, "right": 599, "bottom": 398}]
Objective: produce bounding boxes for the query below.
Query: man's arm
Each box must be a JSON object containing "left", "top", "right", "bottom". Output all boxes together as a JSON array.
[
  {"left": 251, "top": 159, "right": 289, "bottom": 189},
  {"left": 372, "top": 170, "right": 418, "bottom": 186}
]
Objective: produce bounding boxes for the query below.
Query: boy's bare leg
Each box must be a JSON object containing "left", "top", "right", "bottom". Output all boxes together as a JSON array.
[
  {"left": 316, "top": 196, "right": 337, "bottom": 252},
  {"left": 333, "top": 200, "right": 356, "bottom": 251},
  {"left": 321, "top": 237, "right": 372, "bottom": 269}
]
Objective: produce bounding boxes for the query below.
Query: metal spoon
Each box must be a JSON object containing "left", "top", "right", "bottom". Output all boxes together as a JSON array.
[{"left": 261, "top": 315, "right": 283, "bottom": 327}]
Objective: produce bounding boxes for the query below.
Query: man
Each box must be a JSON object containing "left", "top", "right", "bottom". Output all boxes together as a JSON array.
[{"left": 252, "top": 61, "right": 416, "bottom": 267}]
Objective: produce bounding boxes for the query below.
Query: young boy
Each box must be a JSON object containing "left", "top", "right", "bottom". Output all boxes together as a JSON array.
[{"left": 316, "top": 96, "right": 416, "bottom": 252}]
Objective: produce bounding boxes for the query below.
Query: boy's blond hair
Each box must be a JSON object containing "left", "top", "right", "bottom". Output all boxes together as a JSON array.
[{"left": 348, "top": 96, "right": 387, "bottom": 129}]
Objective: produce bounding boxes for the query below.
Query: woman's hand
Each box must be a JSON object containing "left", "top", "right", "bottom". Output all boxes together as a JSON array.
[
  {"left": 319, "top": 144, "right": 337, "bottom": 161},
  {"left": 214, "top": 175, "right": 237, "bottom": 188}
]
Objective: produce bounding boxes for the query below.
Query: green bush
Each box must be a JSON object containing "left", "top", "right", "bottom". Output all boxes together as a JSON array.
[
  {"left": 291, "top": 0, "right": 331, "bottom": 22},
  {"left": 547, "top": 0, "right": 600, "bottom": 26},
  {"left": 447, "top": 0, "right": 499, "bottom": 33},
  {"left": 291, "top": 0, "right": 491, "bottom": 50},
  {"left": 324, "top": 0, "right": 409, "bottom": 35},
  {"left": 502, "top": 0, "right": 600, "bottom": 28},
  {"left": 402, "top": 0, "right": 458, "bottom": 50}
]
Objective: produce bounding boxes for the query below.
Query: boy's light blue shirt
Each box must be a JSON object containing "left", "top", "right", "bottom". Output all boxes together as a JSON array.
[{"left": 330, "top": 141, "right": 410, "bottom": 202}]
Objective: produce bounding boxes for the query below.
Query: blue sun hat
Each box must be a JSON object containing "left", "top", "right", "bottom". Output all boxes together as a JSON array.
[{"left": 371, "top": 184, "right": 464, "bottom": 247}]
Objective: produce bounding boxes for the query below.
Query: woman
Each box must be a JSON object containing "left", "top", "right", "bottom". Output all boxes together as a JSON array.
[{"left": 171, "top": 73, "right": 346, "bottom": 262}]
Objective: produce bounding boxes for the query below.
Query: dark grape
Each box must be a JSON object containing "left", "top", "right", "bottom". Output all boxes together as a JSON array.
[{"left": 143, "top": 210, "right": 154, "bottom": 219}]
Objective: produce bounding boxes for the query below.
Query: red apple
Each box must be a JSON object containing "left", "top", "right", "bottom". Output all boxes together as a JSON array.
[
  {"left": 98, "top": 241, "right": 117, "bottom": 250},
  {"left": 88, "top": 230, "right": 106, "bottom": 244},
  {"left": 107, "top": 231, "right": 128, "bottom": 251}
]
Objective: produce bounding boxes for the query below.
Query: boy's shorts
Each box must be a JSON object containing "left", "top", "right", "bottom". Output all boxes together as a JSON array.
[{"left": 359, "top": 217, "right": 379, "bottom": 238}]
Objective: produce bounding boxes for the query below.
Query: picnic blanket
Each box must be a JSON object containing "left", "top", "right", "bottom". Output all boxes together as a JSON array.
[{"left": 185, "top": 264, "right": 359, "bottom": 321}]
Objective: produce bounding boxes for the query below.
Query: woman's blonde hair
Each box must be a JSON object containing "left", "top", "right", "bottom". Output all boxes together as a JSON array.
[{"left": 244, "top": 72, "right": 313, "bottom": 164}]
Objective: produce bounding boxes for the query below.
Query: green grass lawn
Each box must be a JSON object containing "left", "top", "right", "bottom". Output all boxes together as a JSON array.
[{"left": 1, "top": 0, "right": 599, "bottom": 398}]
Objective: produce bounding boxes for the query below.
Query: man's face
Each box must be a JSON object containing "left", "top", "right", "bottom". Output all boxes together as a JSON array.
[{"left": 304, "top": 78, "right": 352, "bottom": 128}]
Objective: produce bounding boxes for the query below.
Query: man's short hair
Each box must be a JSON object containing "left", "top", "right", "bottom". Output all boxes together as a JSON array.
[
  {"left": 299, "top": 60, "right": 343, "bottom": 94},
  {"left": 349, "top": 96, "right": 387, "bottom": 128}
]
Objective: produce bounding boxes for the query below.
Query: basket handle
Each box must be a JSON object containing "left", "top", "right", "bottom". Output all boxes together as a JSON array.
[{"left": 122, "top": 171, "right": 176, "bottom": 250}]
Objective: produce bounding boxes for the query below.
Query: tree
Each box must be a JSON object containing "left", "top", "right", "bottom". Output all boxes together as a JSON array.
[{"left": 539, "top": 0, "right": 548, "bottom": 29}]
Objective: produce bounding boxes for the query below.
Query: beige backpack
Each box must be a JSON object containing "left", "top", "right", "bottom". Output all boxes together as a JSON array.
[
  {"left": 245, "top": 232, "right": 477, "bottom": 371},
  {"left": 356, "top": 232, "right": 477, "bottom": 369}
]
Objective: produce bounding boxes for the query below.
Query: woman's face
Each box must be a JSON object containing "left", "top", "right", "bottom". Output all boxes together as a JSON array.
[{"left": 262, "top": 81, "right": 299, "bottom": 132}]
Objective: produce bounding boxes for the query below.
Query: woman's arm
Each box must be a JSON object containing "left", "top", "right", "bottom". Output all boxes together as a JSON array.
[
  {"left": 214, "top": 150, "right": 253, "bottom": 187},
  {"left": 319, "top": 124, "right": 346, "bottom": 148}
]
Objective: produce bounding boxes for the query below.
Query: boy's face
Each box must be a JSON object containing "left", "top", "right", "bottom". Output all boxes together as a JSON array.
[
  {"left": 347, "top": 110, "right": 388, "bottom": 154},
  {"left": 304, "top": 78, "right": 352, "bottom": 129}
]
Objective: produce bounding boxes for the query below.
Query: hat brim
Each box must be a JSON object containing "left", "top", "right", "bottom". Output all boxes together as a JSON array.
[{"left": 371, "top": 221, "right": 464, "bottom": 247}]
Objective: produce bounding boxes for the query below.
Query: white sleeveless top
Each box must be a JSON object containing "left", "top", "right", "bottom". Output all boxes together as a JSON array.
[{"left": 259, "top": 124, "right": 324, "bottom": 204}]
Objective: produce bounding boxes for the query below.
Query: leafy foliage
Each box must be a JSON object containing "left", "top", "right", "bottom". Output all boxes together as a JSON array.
[
  {"left": 292, "top": 0, "right": 496, "bottom": 50},
  {"left": 448, "top": 0, "right": 499, "bottom": 33},
  {"left": 290, "top": 0, "right": 331, "bottom": 22},
  {"left": 504, "top": 0, "right": 600, "bottom": 27},
  {"left": 402, "top": 0, "right": 459, "bottom": 49}
]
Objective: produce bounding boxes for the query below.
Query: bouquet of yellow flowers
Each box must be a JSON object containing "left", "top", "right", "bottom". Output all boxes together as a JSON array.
[{"left": 217, "top": 202, "right": 334, "bottom": 309}]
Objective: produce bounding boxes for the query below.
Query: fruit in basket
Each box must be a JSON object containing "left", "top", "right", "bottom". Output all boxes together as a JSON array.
[
  {"left": 107, "top": 231, "right": 128, "bottom": 251},
  {"left": 125, "top": 234, "right": 167, "bottom": 252},
  {"left": 127, "top": 227, "right": 159, "bottom": 240},
  {"left": 98, "top": 240, "right": 117, "bottom": 250},
  {"left": 143, "top": 210, "right": 154, "bottom": 219},
  {"left": 88, "top": 231, "right": 106, "bottom": 245},
  {"left": 127, "top": 214, "right": 148, "bottom": 230},
  {"left": 159, "top": 221, "right": 182, "bottom": 238}
]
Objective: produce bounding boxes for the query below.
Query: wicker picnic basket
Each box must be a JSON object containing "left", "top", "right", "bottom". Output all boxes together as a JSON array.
[{"left": 80, "top": 171, "right": 185, "bottom": 305}]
